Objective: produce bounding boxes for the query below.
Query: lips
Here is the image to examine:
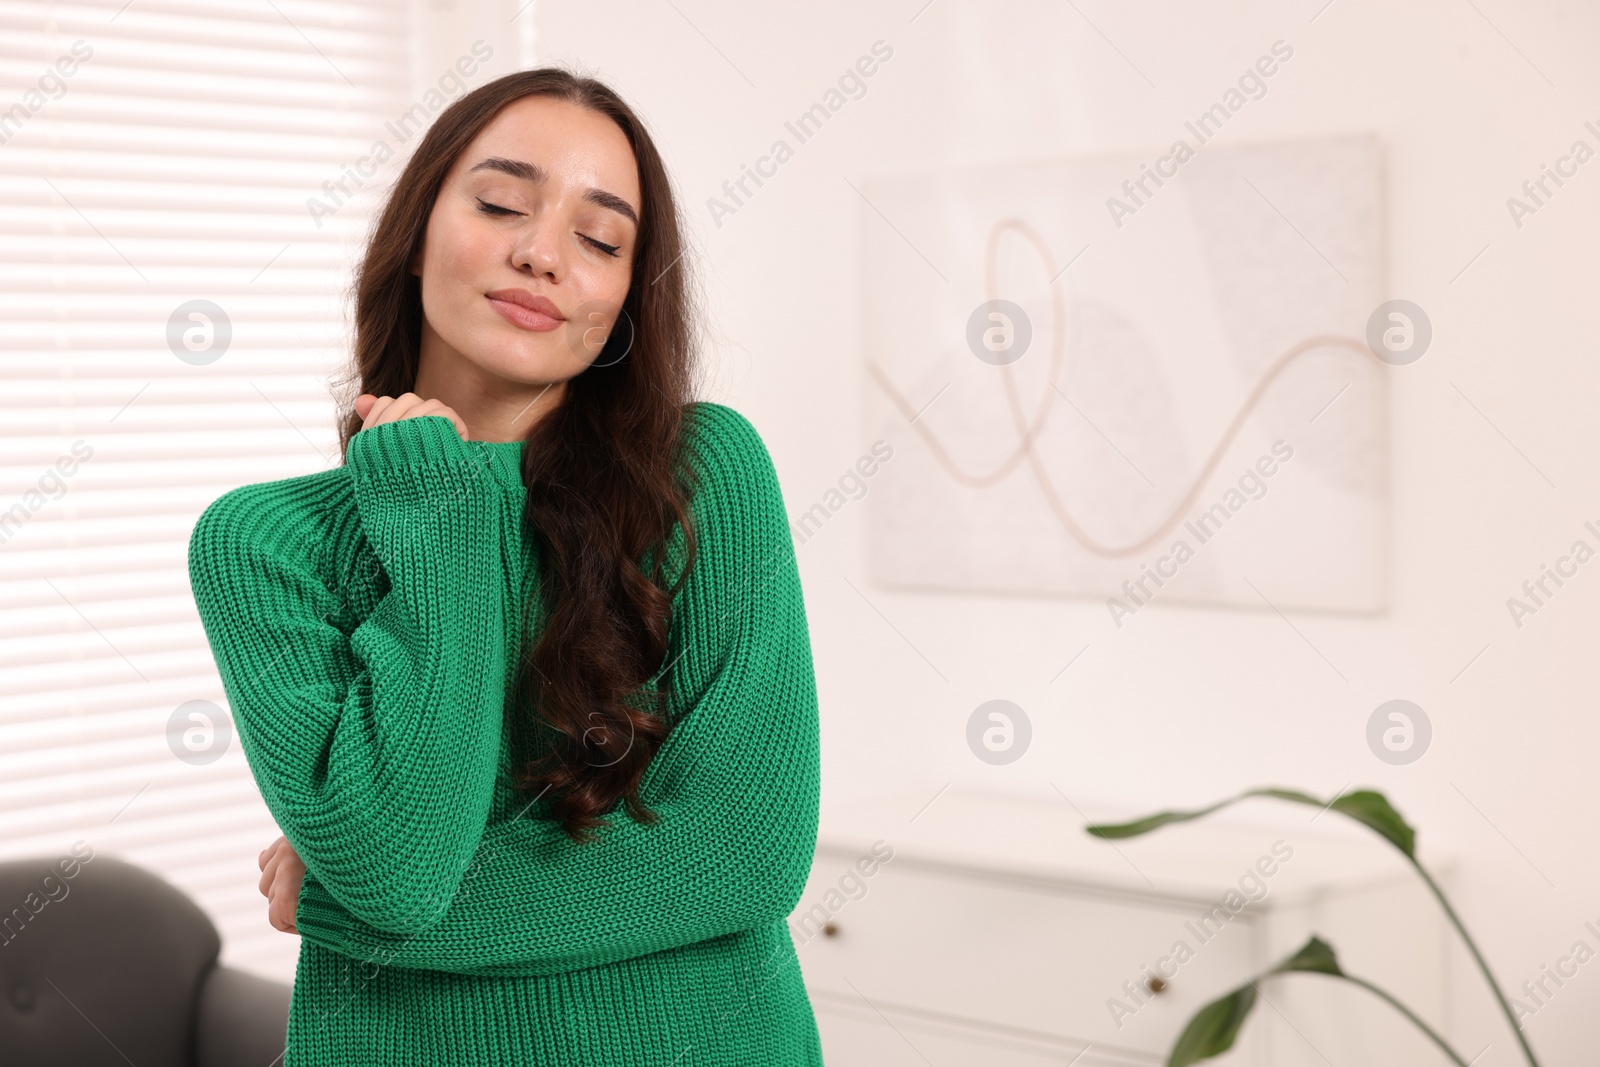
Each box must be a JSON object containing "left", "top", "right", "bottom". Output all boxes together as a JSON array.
[{"left": 485, "top": 289, "right": 566, "bottom": 332}]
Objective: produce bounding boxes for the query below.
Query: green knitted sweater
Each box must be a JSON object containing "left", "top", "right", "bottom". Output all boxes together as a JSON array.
[{"left": 187, "top": 402, "right": 823, "bottom": 1065}]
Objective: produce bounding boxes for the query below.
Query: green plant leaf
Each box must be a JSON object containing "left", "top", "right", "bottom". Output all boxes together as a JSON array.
[
  {"left": 1088, "top": 792, "right": 1524, "bottom": 1067},
  {"left": 1084, "top": 787, "right": 1417, "bottom": 860},
  {"left": 1167, "top": 985, "right": 1257, "bottom": 1067},
  {"left": 1326, "top": 790, "right": 1417, "bottom": 858},
  {"left": 1248, "top": 787, "right": 1325, "bottom": 807},
  {"left": 1164, "top": 937, "right": 1343, "bottom": 1067},
  {"left": 1084, "top": 788, "right": 1318, "bottom": 840},
  {"left": 1270, "top": 935, "right": 1343, "bottom": 978}
]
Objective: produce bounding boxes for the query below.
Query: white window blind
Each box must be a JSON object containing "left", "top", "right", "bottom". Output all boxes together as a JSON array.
[{"left": 1, "top": 0, "right": 413, "bottom": 981}]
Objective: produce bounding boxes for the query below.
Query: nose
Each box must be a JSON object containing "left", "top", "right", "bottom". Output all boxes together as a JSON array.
[{"left": 511, "top": 216, "right": 562, "bottom": 281}]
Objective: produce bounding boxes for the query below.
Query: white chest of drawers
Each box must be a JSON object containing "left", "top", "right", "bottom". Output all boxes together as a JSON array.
[{"left": 788, "top": 786, "right": 1454, "bottom": 1066}]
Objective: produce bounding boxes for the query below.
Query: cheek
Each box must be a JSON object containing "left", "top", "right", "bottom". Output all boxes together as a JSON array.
[
  {"left": 425, "top": 219, "right": 505, "bottom": 303},
  {"left": 590, "top": 284, "right": 634, "bottom": 338},
  {"left": 598, "top": 261, "right": 639, "bottom": 323},
  {"left": 568, "top": 255, "right": 630, "bottom": 304}
]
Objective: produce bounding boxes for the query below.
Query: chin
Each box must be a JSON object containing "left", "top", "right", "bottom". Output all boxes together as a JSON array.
[{"left": 476, "top": 337, "right": 578, "bottom": 386}]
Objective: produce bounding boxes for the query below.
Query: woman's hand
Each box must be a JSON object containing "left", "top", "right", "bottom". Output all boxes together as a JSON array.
[
  {"left": 258, "top": 835, "right": 307, "bottom": 934},
  {"left": 355, "top": 392, "right": 469, "bottom": 441}
]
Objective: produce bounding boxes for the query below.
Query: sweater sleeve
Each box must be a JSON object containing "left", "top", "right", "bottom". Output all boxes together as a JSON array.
[
  {"left": 188, "top": 415, "right": 512, "bottom": 936},
  {"left": 291, "top": 404, "right": 822, "bottom": 975}
]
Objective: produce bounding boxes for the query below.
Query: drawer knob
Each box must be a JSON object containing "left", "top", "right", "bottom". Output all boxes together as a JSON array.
[
  {"left": 1147, "top": 976, "right": 1167, "bottom": 995},
  {"left": 822, "top": 922, "right": 840, "bottom": 938}
]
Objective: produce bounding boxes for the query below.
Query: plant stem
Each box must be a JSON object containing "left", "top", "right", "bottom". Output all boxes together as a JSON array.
[
  {"left": 1333, "top": 973, "right": 1472, "bottom": 1067},
  {"left": 1407, "top": 858, "right": 1540, "bottom": 1067}
]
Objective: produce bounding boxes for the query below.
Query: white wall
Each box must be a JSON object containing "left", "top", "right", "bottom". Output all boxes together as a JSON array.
[{"left": 454, "top": 1, "right": 1600, "bottom": 1060}]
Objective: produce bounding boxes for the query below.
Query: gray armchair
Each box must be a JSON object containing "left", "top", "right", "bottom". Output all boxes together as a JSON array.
[{"left": 0, "top": 854, "right": 290, "bottom": 1067}]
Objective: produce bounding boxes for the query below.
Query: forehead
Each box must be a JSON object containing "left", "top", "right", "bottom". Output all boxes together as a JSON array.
[{"left": 455, "top": 95, "right": 640, "bottom": 206}]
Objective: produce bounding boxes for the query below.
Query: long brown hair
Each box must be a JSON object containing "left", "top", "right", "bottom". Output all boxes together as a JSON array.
[{"left": 334, "top": 68, "right": 701, "bottom": 842}]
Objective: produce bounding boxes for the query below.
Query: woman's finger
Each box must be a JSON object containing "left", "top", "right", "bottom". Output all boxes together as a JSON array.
[
  {"left": 266, "top": 872, "right": 285, "bottom": 930},
  {"left": 267, "top": 871, "right": 299, "bottom": 933},
  {"left": 259, "top": 851, "right": 279, "bottom": 897},
  {"left": 258, "top": 835, "right": 283, "bottom": 871},
  {"left": 374, "top": 392, "right": 422, "bottom": 426},
  {"left": 362, "top": 395, "right": 396, "bottom": 430}
]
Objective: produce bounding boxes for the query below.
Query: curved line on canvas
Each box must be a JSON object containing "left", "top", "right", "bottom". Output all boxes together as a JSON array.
[{"left": 867, "top": 216, "right": 1381, "bottom": 560}]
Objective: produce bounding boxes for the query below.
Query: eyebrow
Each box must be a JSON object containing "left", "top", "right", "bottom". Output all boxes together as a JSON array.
[{"left": 468, "top": 156, "right": 639, "bottom": 228}]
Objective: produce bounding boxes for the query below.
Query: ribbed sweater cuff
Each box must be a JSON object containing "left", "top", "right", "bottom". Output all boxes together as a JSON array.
[
  {"left": 296, "top": 876, "right": 362, "bottom": 947},
  {"left": 345, "top": 414, "right": 476, "bottom": 476}
]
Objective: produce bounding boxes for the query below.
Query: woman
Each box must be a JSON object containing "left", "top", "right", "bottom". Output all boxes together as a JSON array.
[{"left": 188, "top": 67, "right": 823, "bottom": 1065}]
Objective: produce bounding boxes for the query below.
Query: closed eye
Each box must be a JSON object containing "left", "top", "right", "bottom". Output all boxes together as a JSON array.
[{"left": 475, "top": 198, "right": 622, "bottom": 258}]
